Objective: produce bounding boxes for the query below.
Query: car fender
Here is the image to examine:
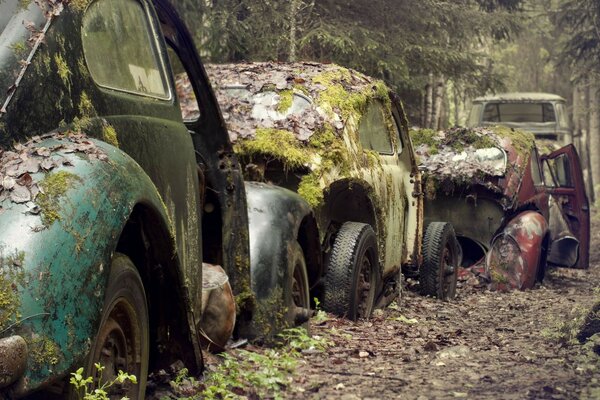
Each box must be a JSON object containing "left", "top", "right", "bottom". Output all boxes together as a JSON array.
[
  {"left": 243, "top": 181, "right": 317, "bottom": 339},
  {"left": 486, "top": 211, "right": 548, "bottom": 290},
  {"left": 0, "top": 135, "right": 177, "bottom": 394}
]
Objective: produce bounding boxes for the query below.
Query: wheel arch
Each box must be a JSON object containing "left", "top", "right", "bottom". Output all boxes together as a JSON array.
[
  {"left": 322, "top": 178, "right": 381, "bottom": 246},
  {"left": 115, "top": 202, "right": 199, "bottom": 375},
  {"left": 243, "top": 182, "right": 318, "bottom": 340}
]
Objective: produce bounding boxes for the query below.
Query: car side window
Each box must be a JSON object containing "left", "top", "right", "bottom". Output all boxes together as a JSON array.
[
  {"left": 82, "top": 0, "right": 170, "bottom": 99},
  {"left": 167, "top": 46, "right": 201, "bottom": 121},
  {"left": 358, "top": 100, "right": 394, "bottom": 154},
  {"left": 390, "top": 112, "right": 404, "bottom": 155},
  {"left": 530, "top": 148, "right": 544, "bottom": 186},
  {"left": 544, "top": 153, "right": 573, "bottom": 188}
]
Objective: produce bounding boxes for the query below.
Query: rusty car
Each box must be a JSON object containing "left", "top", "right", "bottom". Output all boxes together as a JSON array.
[
  {"left": 0, "top": 0, "right": 319, "bottom": 398},
  {"left": 410, "top": 126, "right": 590, "bottom": 290},
  {"left": 467, "top": 92, "right": 571, "bottom": 142},
  {"left": 192, "top": 62, "right": 460, "bottom": 321}
]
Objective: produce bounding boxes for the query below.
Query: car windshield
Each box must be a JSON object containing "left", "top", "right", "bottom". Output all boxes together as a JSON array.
[
  {"left": 221, "top": 86, "right": 312, "bottom": 122},
  {"left": 0, "top": 0, "right": 45, "bottom": 113},
  {"left": 483, "top": 102, "right": 556, "bottom": 124}
]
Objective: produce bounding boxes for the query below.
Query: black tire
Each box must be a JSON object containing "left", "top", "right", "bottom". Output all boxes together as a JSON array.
[
  {"left": 286, "top": 241, "right": 311, "bottom": 329},
  {"left": 84, "top": 253, "right": 149, "bottom": 400},
  {"left": 323, "top": 222, "right": 380, "bottom": 320},
  {"left": 420, "top": 222, "right": 459, "bottom": 300}
]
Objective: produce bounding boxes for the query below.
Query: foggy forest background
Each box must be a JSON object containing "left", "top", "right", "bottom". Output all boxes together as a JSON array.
[{"left": 172, "top": 0, "right": 600, "bottom": 200}]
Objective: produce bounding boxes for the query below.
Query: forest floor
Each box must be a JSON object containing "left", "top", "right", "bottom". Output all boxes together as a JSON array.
[{"left": 150, "top": 218, "right": 600, "bottom": 400}]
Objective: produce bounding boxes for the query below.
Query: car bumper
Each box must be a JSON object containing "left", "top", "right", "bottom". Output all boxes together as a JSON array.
[{"left": 0, "top": 336, "right": 28, "bottom": 390}]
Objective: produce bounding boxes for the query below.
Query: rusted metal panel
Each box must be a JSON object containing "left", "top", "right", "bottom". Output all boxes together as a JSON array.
[{"left": 487, "top": 211, "right": 548, "bottom": 290}]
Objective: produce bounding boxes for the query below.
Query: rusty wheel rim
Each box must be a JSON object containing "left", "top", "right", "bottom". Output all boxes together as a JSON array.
[
  {"left": 440, "top": 244, "right": 455, "bottom": 298},
  {"left": 292, "top": 263, "right": 309, "bottom": 310},
  {"left": 356, "top": 252, "right": 375, "bottom": 318},
  {"left": 91, "top": 299, "right": 141, "bottom": 399}
]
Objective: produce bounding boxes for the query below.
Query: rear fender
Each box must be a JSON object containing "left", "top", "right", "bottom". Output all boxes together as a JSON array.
[
  {"left": 241, "top": 182, "right": 319, "bottom": 340},
  {"left": 0, "top": 135, "right": 185, "bottom": 395},
  {"left": 486, "top": 211, "right": 548, "bottom": 290}
]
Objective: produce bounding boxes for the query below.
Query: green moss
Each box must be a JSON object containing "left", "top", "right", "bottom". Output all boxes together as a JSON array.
[
  {"left": 410, "top": 129, "right": 440, "bottom": 154},
  {"left": 78, "top": 92, "right": 94, "bottom": 118},
  {"left": 54, "top": 54, "right": 71, "bottom": 85},
  {"left": 0, "top": 274, "right": 20, "bottom": 331},
  {"left": 492, "top": 125, "right": 535, "bottom": 160},
  {"left": 71, "top": 116, "right": 92, "bottom": 133},
  {"left": 30, "top": 335, "right": 61, "bottom": 367},
  {"left": 37, "top": 171, "right": 83, "bottom": 225},
  {"left": 235, "top": 129, "right": 311, "bottom": 169},
  {"left": 312, "top": 69, "right": 370, "bottom": 121},
  {"left": 10, "top": 41, "right": 27, "bottom": 57},
  {"left": 297, "top": 173, "right": 323, "bottom": 208},
  {"left": 69, "top": 0, "right": 90, "bottom": 11},
  {"left": 102, "top": 124, "right": 119, "bottom": 147},
  {"left": 18, "top": 0, "right": 32, "bottom": 10},
  {"left": 277, "top": 90, "right": 293, "bottom": 113},
  {"left": 251, "top": 286, "right": 287, "bottom": 340},
  {"left": 446, "top": 127, "right": 496, "bottom": 150}
]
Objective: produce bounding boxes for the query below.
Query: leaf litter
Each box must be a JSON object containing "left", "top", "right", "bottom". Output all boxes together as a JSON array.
[{"left": 0, "top": 131, "right": 107, "bottom": 206}]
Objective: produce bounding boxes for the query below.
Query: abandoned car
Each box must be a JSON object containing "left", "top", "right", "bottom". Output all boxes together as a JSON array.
[
  {"left": 194, "top": 62, "right": 460, "bottom": 321},
  {"left": 410, "top": 126, "right": 589, "bottom": 290},
  {"left": 0, "top": 1, "right": 318, "bottom": 398},
  {"left": 467, "top": 92, "right": 571, "bottom": 142}
]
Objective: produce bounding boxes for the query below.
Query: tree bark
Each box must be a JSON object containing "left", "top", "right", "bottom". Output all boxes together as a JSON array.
[
  {"left": 425, "top": 73, "right": 434, "bottom": 129},
  {"left": 288, "top": 0, "right": 300, "bottom": 62},
  {"left": 432, "top": 74, "right": 445, "bottom": 130}
]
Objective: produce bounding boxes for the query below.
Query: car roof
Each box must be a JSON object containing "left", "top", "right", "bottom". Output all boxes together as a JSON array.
[
  {"left": 204, "top": 62, "right": 386, "bottom": 142},
  {"left": 472, "top": 92, "right": 566, "bottom": 103}
]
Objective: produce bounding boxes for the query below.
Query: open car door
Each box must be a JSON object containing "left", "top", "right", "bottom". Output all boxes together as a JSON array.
[{"left": 542, "top": 144, "right": 590, "bottom": 269}]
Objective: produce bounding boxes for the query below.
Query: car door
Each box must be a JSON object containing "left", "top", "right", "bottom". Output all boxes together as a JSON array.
[
  {"left": 542, "top": 144, "right": 590, "bottom": 269},
  {"left": 356, "top": 98, "right": 406, "bottom": 275}
]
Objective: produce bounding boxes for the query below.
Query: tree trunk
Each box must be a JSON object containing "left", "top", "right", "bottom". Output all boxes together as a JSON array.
[
  {"left": 425, "top": 73, "right": 434, "bottom": 129},
  {"left": 432, "top": 74, "right": 445, "bottom": 130},
  {"left": 589, "top": 83, "right": 600, "bottom": 199},
  {"left": 288, "top": 0, "right": 300, "bottom": 62},
  {"left": 572, "top": 83, "right": 593, "bottom": 201},
  {"left": 453, "top": 82, "right": 460, "bottom": 127}
]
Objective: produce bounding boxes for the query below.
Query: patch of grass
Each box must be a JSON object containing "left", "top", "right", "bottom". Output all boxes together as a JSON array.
[{"left": 199, "top": 327, "right": 330, "bottom": 399}]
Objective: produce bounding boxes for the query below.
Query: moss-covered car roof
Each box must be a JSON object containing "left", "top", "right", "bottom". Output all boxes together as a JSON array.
[
  {"left": 204, "top": 62, "right": 386, "bottom": 143},
  {"left": 410, "top": 126, "right": 536, "bottom": 197}
]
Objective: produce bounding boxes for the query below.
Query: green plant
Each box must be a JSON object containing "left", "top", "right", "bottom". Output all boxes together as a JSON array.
[
  {"left": 70, "top": 363, "right": 137, "bottom": 400},
  {"left": 201, "top": 327, "right": 330, "bottom": 399},
  {"left": 312, "top": 297, "right": 330, "bottom": 324}
]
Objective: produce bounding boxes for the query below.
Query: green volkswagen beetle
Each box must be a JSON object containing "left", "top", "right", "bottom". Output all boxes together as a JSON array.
[{"left": 0, "top": 1, "right": 318, "bottom": 398}]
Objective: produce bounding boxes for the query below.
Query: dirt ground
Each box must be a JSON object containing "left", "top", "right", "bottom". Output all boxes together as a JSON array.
[
  {"left": 284, "top": 221, "right": 600, "bottom": 400},
  {"left": 151, "top": 218, "right": 600, "bottom": 400}
]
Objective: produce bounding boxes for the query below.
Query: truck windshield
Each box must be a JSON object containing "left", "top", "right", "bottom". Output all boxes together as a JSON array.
[
  {"left": 0, "top": 0, "right": 45, "bottom": 113},
  {"left": 483, "top": 102, "right": 556, "bottom": 124}
]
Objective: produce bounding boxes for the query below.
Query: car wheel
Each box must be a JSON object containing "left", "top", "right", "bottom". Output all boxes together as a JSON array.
[
  {"left": 323, "top": 222, "right": 380, "bottom": 320},
  {"left": 84, "top": 253, "right": 149, "bottom": 399},
  {"left": 420, "top": 222, "right": 459, "bottom": 300},
  {"left": 286, "top": 241, "right": 311, "bottom": 329}
]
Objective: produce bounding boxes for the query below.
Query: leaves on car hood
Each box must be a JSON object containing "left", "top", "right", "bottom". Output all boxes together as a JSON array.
[
  {"left": 0, "top": 131, "right": 107, "bottom": 206},
  {"left": 202, "top": 62, "right": 377, "bottom": 143}
]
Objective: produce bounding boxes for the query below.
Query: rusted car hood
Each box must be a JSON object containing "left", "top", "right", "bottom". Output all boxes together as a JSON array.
[{"left": 410, "top": 126, "right": 535, "bottom": 209}]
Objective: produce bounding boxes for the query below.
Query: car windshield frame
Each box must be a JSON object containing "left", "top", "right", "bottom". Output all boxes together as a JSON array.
[{"left": 0, "top": 0, "right": 47, "bottom": 114}]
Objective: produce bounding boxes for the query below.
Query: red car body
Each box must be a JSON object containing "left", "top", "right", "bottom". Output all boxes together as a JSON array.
[{"left": 412, "top": 127, "right": 589, "bottom": 290}]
